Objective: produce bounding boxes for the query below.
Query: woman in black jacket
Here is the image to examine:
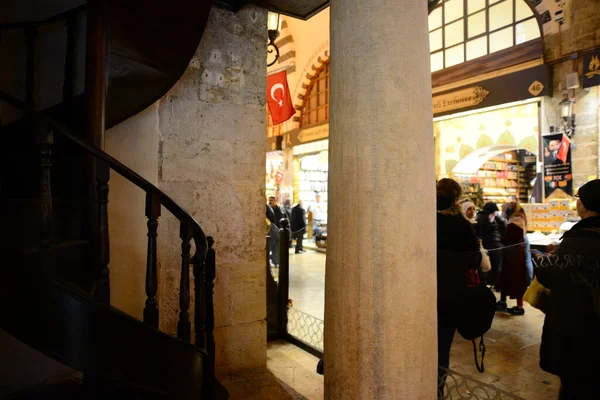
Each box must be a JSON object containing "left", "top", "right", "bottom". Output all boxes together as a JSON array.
[
  {"left": 436, "top": 179, "right": 481, "bottom": 396},
  {"left": 475, "top": 202, "right": 507, "bottom": 286}
]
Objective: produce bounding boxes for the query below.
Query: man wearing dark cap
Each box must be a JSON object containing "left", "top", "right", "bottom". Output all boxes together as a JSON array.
[{"left": 536, "top": 179, "right": 600, "bottom": 399}]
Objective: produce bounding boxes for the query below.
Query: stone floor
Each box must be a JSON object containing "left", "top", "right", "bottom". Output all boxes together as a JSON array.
[
  {"left": 220, "top": 369, "right": 309, "bottom": 400},
  {"left": 267, "top": 341, "right": 324, "bottom": 400},
  {"left": 448, "top": 297, "right": 560, "bottom": 400},
  {"left": 284, "top": 248, "right": 562, "bottom": 400},
  {"left": 288, "top": 244, "right": 326, "bottom": 320}
]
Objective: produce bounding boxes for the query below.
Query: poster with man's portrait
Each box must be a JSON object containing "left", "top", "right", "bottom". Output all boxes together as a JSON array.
[{"left": 543, "top": 133, "right": 573, "bottom": 198}]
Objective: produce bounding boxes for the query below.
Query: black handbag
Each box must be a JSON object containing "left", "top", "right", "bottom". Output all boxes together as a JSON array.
[{"left": 455, "top": 264, "right": 496, "bottom": 372}]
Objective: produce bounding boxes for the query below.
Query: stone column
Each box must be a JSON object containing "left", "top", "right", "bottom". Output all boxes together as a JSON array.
[
  {"left": 157, "top": 6, "right": 268, "bottom": 376},
  {"left": 325, "top": 0, "right": 437, "bottom": 399}
]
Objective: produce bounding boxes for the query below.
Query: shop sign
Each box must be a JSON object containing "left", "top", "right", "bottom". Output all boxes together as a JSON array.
[
  {"left": 433, "top": 64, "right": 551, "bottom": 117},
  {"left": 528, "top": 81, "right": 544, "bottom": 96},
  {"left": 432, "top": 86, "right": 490, "bottom": 114},
  {"left": 583, "top": 50, "right": 600, "bottom": 89},
  {"left": 543, "top": 133, "right": 573, "bottom": 199},
  {"left": 286, "top": 123, "right": 329, "bottom": 147}
]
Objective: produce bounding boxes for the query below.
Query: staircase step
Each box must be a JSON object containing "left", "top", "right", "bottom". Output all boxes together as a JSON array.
[{"left": 17, "top": 239, "right": 90, "bottom": 254}]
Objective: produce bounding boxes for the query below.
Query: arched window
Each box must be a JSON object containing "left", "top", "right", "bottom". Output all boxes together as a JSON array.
[
  {"left": 428, "top": 0, "right": 541, "bottom": 72},
  {"left": 300, "top": 61, "right": 330, "bottom": 128}
]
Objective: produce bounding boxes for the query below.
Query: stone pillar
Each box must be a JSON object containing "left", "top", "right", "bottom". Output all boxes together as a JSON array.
[
  {"left": 325, "top": 0, "right": 437, "bottom": 399},
  {"left": 157, "top": 6, "right": 267, "bottom": 376}
]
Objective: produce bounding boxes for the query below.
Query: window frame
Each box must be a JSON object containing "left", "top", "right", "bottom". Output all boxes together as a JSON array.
[
  {"left": 429, "top": 0, "right": 542, "bottom": 73},
  {"left": 300, "top": 61, "right": 330, "bottom": 129}
]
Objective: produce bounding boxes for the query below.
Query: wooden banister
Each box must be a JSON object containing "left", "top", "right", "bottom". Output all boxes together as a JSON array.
[{"left": 0, "top": 91, "right": 208, "bottom": 263}]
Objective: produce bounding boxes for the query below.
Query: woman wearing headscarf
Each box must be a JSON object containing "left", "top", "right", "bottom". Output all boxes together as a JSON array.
[
  {"left": 496, "top": 204, "right": 533, "bottom": 315},
  {"left": 461, "top": 201, "right": 477, "bottom": 224},
  {"left": 436, "top": 179, "right": 481, "bottom": 397},
  {"left": 475, "top": 202, "right": 507, "bottom": 285}
]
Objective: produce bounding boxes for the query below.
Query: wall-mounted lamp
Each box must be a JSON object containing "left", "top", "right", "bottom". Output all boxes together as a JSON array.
[
  {"left": 267, "top": 12, "right": 281, "bottom": 67},
  {"left": 559, "top": 94, "right": 576, "bottom": 137}
]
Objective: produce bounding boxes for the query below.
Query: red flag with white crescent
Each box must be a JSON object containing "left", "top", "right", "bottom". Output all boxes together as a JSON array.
[
  {"left": 557, "top": 134, "right": 570, "bottom": 163},
  {"left": 267, "top": 70, "right": 295, "bottom": 125}
]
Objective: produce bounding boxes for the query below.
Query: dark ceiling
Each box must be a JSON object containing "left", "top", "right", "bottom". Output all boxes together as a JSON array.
[
  {"left": 218, "top": 0, "right": 436, "bottom": 20},
  {"left": 216, "top": 0, "right": 329, "bottom": 20}
]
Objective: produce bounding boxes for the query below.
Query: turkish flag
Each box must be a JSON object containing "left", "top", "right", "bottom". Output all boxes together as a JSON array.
[
  {"left": 557, "top": 134, "right": 570, "bottom": 163},
  {"left": 267, "top": 70, "right": 295, "bottom": 125}
]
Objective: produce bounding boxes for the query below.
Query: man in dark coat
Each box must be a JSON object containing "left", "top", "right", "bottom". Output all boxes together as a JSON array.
[
  {"left": 269, "top": 196, "right": 291, "bottom": 250},
  {"left": 291, "top": 200, "right": 307, "bottom": 254},
  {"left": 266, "top": 203, "right": 279, "bottom": 267},
  {"left": 268, "top": 196, "right": 287, "bottom": 228},
  {"left": 283, "top": 199, "right": 293, "bottom": 248},
  {"left": 536, "top": 179, "right": 600, "bottom": 398}
]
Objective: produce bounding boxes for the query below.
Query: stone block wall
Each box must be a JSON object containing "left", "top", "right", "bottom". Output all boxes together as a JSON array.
[
  {"left": 543, "top": 0, "right": 600, "bottom": 61},
  {"left": 544, "top": 0, "right": 600, "bottom": 188},
  {"left": 155, "top": 6, "right": 267, "bottom": 376}
]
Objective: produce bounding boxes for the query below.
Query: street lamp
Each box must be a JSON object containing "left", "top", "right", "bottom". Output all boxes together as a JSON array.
[
  {"left": 267, "top": 12, "right": 281, "bottom": 67},
  {"left": 559, "top": 94, "right": 576, "bottom": 137}
]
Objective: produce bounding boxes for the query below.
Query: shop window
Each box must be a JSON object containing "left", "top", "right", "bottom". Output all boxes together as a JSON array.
[
  {"left": 428, "top": 0, "right": 541, "bottom": 72},
  {"left": 300, "top": 61, "right": 330, "bottom": 128}
]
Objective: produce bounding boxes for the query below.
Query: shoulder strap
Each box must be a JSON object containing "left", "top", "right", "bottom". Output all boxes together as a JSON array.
[
  {"left": 472, "top": 336, "right": 486, "bottom": 373},
  {"left": 581, "top": 227, "right": 600, "bottom": 235}
]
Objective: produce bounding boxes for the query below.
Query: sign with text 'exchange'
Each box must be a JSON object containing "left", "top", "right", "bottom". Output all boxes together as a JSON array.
[{"left": 432, "top": 86, "right": 490, "bottom": 114}]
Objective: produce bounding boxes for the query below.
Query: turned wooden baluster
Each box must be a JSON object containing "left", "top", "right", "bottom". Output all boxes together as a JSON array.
[
  {"left": 177, "top": 221, "right": 193, "bottom": 341},
  {"left": 144, "top": 192, "right": 161, "bottom": 329},
  {"left": 194, "top": 242, "right": 207, "bottom": 348},
  {"left": 95, "top": 160, "right": 110, "bottom": 304},
  {"left": 37, "top": 123, "right": 54, "bottom": 272},
  {"left": 204, "top": 237, "right": 217, "bottom": 396},
  {"left": 25, "top": 26, "right": 36, "bottom": 108}
]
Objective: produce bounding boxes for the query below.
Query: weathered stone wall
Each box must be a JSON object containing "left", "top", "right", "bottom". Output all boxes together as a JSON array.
[
  {"left": 543, "top": 0, "right": 600, "bottom": 61},
  {"left": 106, "top": 104, "right": 160, "bottom": 320},
  {"left": 156, "top": 6, "right": 267, "bottom": 376},
  {"left": 543, "top": 0, "right": 600, "bottom": 188},
  {"left": 546, "top": 62, "right": 599, "bottom": 188}
]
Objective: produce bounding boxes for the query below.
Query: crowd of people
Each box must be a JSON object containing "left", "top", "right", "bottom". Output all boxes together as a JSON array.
[
  {"left": 266, "top": 196, "right": 308, "bottom": 267},
  {"left": 436, "top": 178, "right": 600, "bottom": 399}
]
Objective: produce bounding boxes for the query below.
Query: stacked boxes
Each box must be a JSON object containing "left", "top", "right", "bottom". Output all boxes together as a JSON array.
[{"left": 521, "top": 201, "right": 570, "bottom": 232}]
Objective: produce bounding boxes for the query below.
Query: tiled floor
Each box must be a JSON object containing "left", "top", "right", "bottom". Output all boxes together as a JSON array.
[
  {"left": 284, "top": 248, "right": 561, "bottom": 400},
  {"left": 288, "top": 245, "right": 326, "bottom": 320},
  {"left": 449, "top": 296, "right": 560, "bottom": 400},
  {"left": 267, "top": 341, "right": 324, "bottom": 400}
]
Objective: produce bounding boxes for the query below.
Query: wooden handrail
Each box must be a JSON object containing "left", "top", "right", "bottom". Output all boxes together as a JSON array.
[
  {"left": 0, "top": 90, "right": 208, "bottom": 263},
  {"left": 0, "top": 4, "right": 87, "bottom": 30}
]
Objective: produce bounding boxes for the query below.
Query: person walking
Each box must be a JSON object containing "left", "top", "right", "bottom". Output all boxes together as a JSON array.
[
  {"left": 475, "top": 202, "right": 507, "bottom": 285},
  {"left": 496, "top": 204, "right": 532, "bottom": 315},
  {"left": 436, "top": 179, "right": 481, "bottom": 397},
  {"left": 536, "top": 179, "right": 600, "bottom": 399},
  {"left": 291, "top": 200, "right": 307, "bottom": 254}
]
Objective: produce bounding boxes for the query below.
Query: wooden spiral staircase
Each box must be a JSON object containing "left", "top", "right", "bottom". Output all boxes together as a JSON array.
[
  {"left": 0, "top": 0, "right": 334, "bottom": 397},
  {"left": 0, "top": 1, "right": 225, "bottom": 398}
]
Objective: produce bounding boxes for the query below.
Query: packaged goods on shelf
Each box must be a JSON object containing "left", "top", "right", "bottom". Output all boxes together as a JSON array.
[{"left": 522, "top": 203, "right": 568, "bottom": 232}]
